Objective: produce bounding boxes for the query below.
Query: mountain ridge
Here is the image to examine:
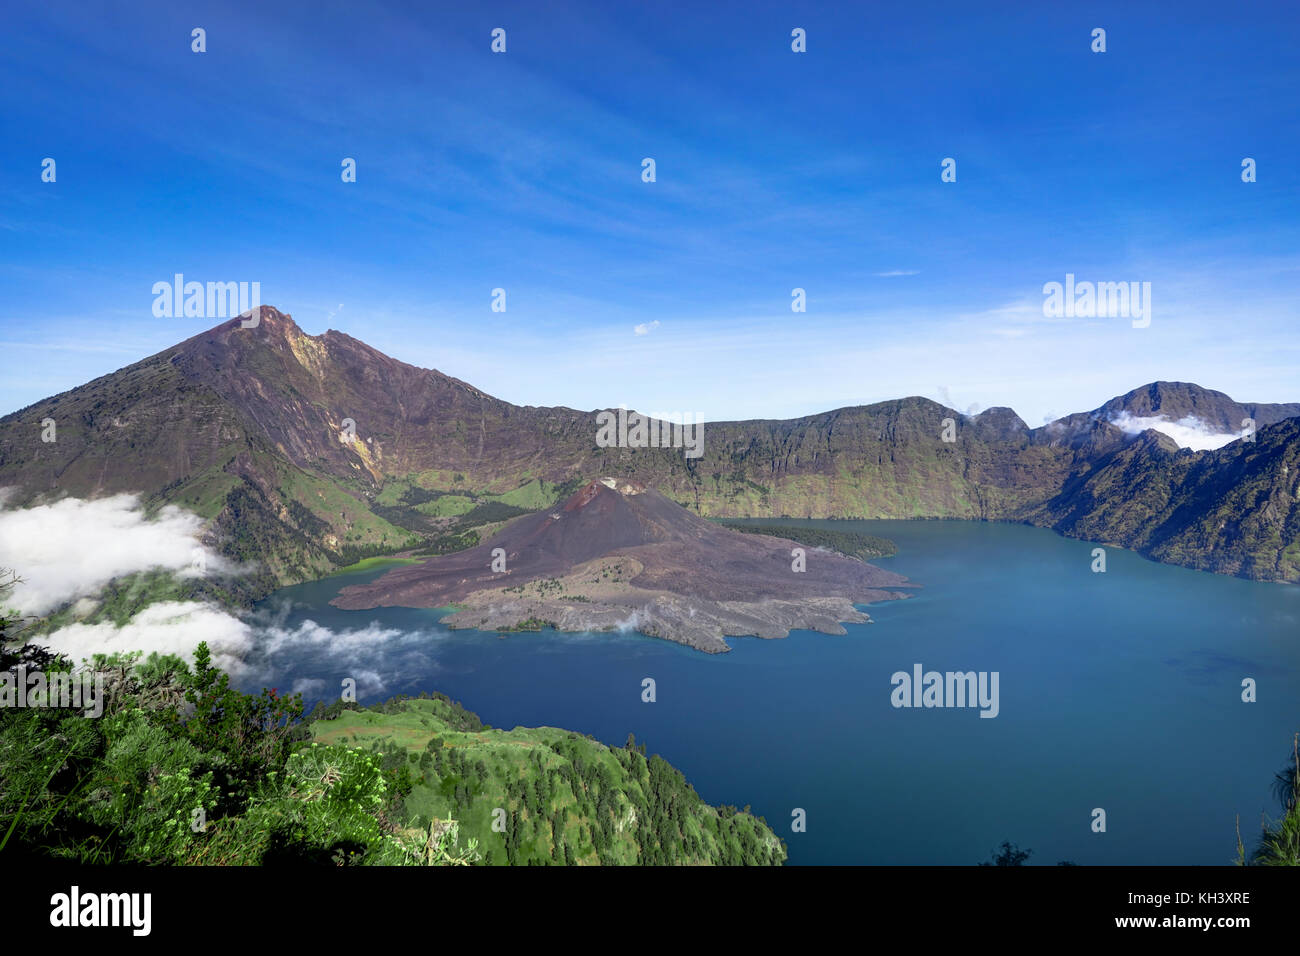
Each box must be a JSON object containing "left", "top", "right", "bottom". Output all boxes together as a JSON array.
[{"left": 2, "top": 308, "right": 1297, "bottom": 605}]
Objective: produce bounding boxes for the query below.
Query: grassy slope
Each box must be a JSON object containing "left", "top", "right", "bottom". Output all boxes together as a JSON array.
[{"left": 310, "top": 698, "right": 786, "bottom": 866}]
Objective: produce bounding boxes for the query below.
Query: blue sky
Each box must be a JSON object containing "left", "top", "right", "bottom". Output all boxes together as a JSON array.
[{"left": 1, "top": 0, "right": 1297, "bottom": 424}]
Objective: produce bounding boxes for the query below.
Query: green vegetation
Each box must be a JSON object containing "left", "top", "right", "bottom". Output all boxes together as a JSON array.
[
  {"left": 494, "top": 617, "right": 556, "bottom": 632},
  {"left": 413, "top": 529, "right": 480, "bottom": 557},
  {"left": 398, "top": 480, "right": 562, "bottom": 518},
  {"left": 1239, "top": 735, "right": 1300, "bottom": 866},
  {"left": 715, "top": 521, "right": 897, "bottom": 559},
  {"left": 371, "top": 478, "right": 553, "bottom": 560},
  {"left": 376, "top": 478, "right": 565, "bottom": 528},
  {"left": 0, "top": 565, "right": 461, "bottom": 864},
  {"left": 32, "top": 567, "right": 259, "bottom": 634},
  {"left": 413, "top": 495, "right": 476, "bottom": 518},
  {"left": 0, "top": 569, "right": 781, "bottom": 866},
  {"left": 456, "top": 501, "right": 533, "bottom": 525},
  {"left": 311, "top": 704, "right": 786, "bottom": 865},
  {"left": 328, "top": 556, "right": 422, "bottom": 576},
  {"left": 154, "top": 461, "right": 243, "bottom": 519}
]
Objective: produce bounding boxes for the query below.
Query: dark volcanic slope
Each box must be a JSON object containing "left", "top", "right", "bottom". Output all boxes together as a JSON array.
[{"left": 333, "top": 478, "right": 908, "bottom": 611}]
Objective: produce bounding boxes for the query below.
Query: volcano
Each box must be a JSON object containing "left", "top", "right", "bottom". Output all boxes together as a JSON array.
[
  {"left": 332, "top": 477, "right": 912, "bottom": 652},
  {"left": 4, "top": 308, "right": 1296, "bottom": 598}
]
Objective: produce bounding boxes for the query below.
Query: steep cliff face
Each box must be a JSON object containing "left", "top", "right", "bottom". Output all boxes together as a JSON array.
[
  {"left": 2, "top": 309, "right": 1297, "bottom": 592},
  {"left": 1031, "top": 418, "right": 1300, "bottom": 581}
]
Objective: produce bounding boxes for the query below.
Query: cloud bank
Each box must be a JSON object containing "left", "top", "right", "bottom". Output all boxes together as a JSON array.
[
  {"left": 1108, "top": 412, "right": 1243, "bottom": 451},
  {"left": 36, "top": 603, "right": 429, "bottom": 700},
  {"left": 0, "top": 493, "right": 234, "bottom": 616},
  {"left": 1, "top": 492, "right": 436, "bottom": 701},
  {"left": 36, "top": 601, "right": 256, "bottom": 675}
]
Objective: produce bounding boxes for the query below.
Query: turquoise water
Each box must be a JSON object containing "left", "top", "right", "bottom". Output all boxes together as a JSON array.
[{"left": 238, "top": 520, "right": 1300, "bottom": 865}]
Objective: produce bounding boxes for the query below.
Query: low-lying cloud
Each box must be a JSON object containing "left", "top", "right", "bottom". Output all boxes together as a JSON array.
[
  {"left": 1108, "top": 412, "right": 1244, "bottom": 451},
  {"left": 227, "top": 612, "right": 438, "bottom": 697},
  {"left": 1, "top": 492, "right": 439, "bottom": 703},
  {"left": 35, "top": 600, "right": 256, "bottom": 675},
  {"left": 36, "top": 600, "right": 435, "bottom": 696},
  {"left": 0, "top": 493, "right": 235, "bottom": 616}
]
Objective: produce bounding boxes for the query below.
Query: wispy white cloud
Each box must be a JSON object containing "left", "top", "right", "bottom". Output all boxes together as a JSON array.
[
  {"left": 633, "top": 320, "right": 660, "bottom": 336},
  {"left": 1108, "top": 412, "right": 1243, "bottom": 451}
]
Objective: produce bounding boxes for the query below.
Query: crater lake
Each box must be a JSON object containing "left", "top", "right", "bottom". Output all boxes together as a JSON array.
[{"left": 234, "top": 519, "right": 1300, "bottom": 865}]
